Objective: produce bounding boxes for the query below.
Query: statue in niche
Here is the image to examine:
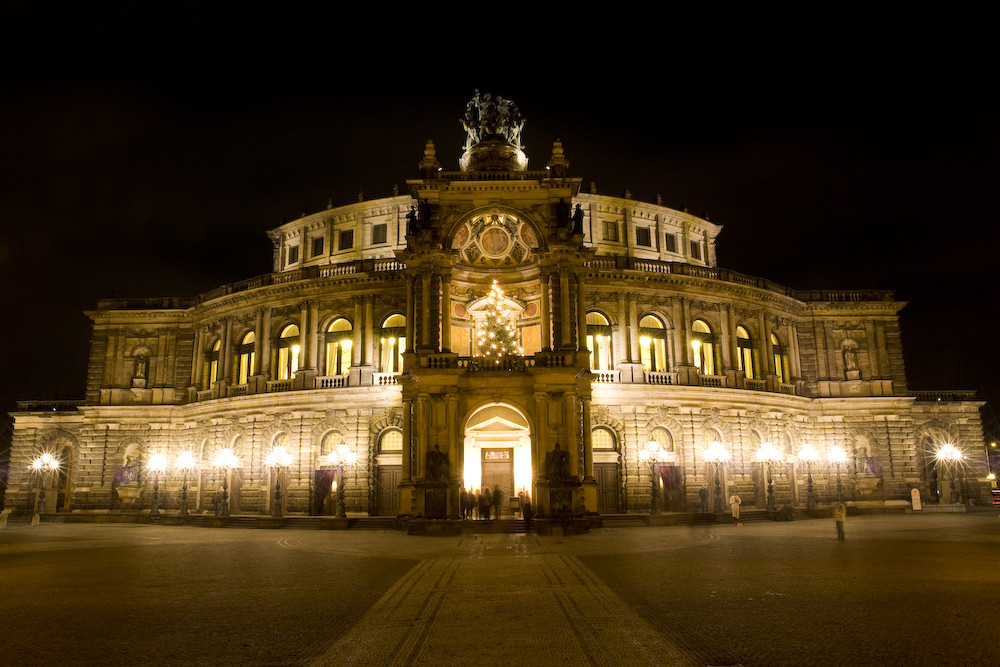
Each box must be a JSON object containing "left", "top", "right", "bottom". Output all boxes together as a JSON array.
[
  {"left": 546, "top": 443, "right": 570, "bottom": 482},
  {"left": 427, "top": 444, "right": 449, "bottom": 483},
  {"left": 133, "top": 355, "right": 148, "bottom": 380},
  {"left": 405, "top": 206, "right": 420, "bottom": 236},
  {"left": 843, "top": 347, "right": 858, "bottom": 370}
]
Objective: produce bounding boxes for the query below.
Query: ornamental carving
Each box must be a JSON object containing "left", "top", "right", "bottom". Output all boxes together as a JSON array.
[{"left": 451, "top": 211, "right": 539, "bottom": 269}]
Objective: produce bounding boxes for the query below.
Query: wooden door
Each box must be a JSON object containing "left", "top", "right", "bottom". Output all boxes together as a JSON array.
[
  {"left": 595, "top": 462, "right": 619, "bottom": 513},
  {"left": 376, "top": 465, "right": 401, "bottom": 516},
  {"left": 481, "top": 449, "right": 513, "bottom": 517}
]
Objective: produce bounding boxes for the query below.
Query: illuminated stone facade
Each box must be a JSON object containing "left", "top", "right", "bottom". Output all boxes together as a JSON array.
[{"left": 6, "top": 95, "right": 990, "bottom": 521}]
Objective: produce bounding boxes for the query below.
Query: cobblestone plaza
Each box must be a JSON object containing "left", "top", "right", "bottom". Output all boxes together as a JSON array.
[{"left": 2, "top": 514, "right": 996, "bottom": 666}]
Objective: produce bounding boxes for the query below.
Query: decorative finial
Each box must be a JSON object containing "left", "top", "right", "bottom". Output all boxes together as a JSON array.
[
  {"left": 656, "top": 194, "right": 663, "bottom": 205},
  {"left": 623, "top": 188, "right": 631, "bottom": 200},
  {"left": 357, "top": 191, "right": 364, "bottom": 202},
  {"left": 327, "top": 198, "right": 333, "bottom": 209},
  {"left": 546, "top": 139, "right": 569, "bottom": 177},
  {"left": 392, "top": 184, "right": 399, "bottom": 196},
  {"left": 590, "top": 182, "right": 597, "bottom": 194},
  {"left": 420, "top": 139, "right": 441, "bottom": 178}
]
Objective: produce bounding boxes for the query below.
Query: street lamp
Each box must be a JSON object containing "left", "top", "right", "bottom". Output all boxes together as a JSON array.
[
  {"left": 755, "top": 442, "right": 783, "bottom": 513},
  {"left": 30, "top": 453, "right": 60, "bottom": 521},
  {"left": 212, "top": 448, "right": 239, "bottom": 517},
  {"left": 324, "top": 445, "right": 357, "bottom": 519},
  {"left": 798, "top": 443, "right": 821, "bottom": 510},
  {"left": 265, "top": 445, "right": 293, "bottom": 518},
  {"left": 935, "top": 443, "right": 964, "bottom": 504},
  {"left": 704, "top": 441, "right": 729, "bottom": 514},
  {"left": 638, "top": 441, "right": 668, "bottom": 515},
  {"left": 147, "top": 452, "right": 168, "bottom": 517},
  {"left": 174, "top": 451, "right": 197, "bottom": 517},
  {"left": 827, "top": 445, "right": 849, "bottom": 502}
]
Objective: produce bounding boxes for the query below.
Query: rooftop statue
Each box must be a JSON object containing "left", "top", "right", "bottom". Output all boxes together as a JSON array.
[{"left": 461, "top": 90, "right": 525, "bottom": 152}]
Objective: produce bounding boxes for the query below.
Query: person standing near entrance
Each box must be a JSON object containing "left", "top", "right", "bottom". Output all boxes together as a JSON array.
[
  {"left": 478, "top": 488, "right": 491, "bottom": 520},
  {"left": 492, "top": 486, "right": 504, "bottom": 520},
  {"left": 699, "top": 485, "right": 709, "bottom": 513},
  {"left": 729, "top": 492, "right": 741, "bottom": 524},
  {"left": 834, "top": 501, "right": 847, "bottom": 540}
]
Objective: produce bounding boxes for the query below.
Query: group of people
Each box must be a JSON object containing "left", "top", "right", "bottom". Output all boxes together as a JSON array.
[{"left": 461, "top": 486, "right": 505, "bottom": 520}]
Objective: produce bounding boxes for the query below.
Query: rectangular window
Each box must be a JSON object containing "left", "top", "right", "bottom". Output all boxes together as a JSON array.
[
  {"left": 602, "top": 221, "right": 618, "bottom": 242},
  {"left": 287, "top": 245, "right": 299, "bottom": 264},
  {"left": 339, "top": 230, "right": 354, "bottom": 250},
  {"left": 690, "top": 240, "right": 701, "bottom": 260},
  {"left": 372, "top": 223, "right": 387, "bottom": 245},
  {"left": 636, "top": 227, "right": 651, "bottom": 247},
  {"left": 664, "top": 233, "right": 677, "bottom": 253},
  {"left": 312, "top": 236, "right": 324, "bottom": 257}
]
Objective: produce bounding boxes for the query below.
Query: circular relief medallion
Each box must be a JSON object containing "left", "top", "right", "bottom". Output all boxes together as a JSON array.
[
  {"left": 479, "top": 226, "right": 511, "bottom": 257},
  {"left": 524, "top": 301, "right": 538, "bottom": 318},
  {"left": 453, "top": 302, "right": 468, "bottom": 318}
]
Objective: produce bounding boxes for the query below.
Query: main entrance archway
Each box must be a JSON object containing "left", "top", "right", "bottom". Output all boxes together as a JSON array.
[{"left": 463, "top": 403, "right": 532, "bottom": 517}]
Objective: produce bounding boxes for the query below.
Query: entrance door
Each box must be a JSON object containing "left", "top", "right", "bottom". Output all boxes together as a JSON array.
[
  {"left": 481, "top": 449, "right": 513, "bottom": 517},
  {"left": 376, "top": 465, "right": 401, "bottom": 516},
  {"left": 595, "top": 462, "right": 619, "bottom": 513}
]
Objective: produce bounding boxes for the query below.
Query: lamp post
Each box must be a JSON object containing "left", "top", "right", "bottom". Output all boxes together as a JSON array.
[
  {"left": 30, "top": 453, "right": 60, "bottom": 522},
  {"left": 325, "top": 445, "right": 357, "bottom": 519},
  {"left": 935, "top": 444, "right": 964, "bottom": 504},
  {"left": 175, "top": 452, "right": 197, "bottom": 517},
  {"left": 265, "top": 445, "right": 293, "bottom": 518},
  {"left": 704, "top": 441, "right": 729, "bottom": 514},
  {"left": 755, "top": 442, "right": 783, "bottom": 513},
  {"left": 798, "top": 443, "right": 821, "bottom": 510},
  {"left": 147, "top": 452, "right": 168, "bottom": 517},
  {"left": 212, "top": 448, "right": 239, "bottom": 517},
  {"left": 638, "top": 441, "right": 668, "bottom": 515},
  {"left": 827, "top": 445, "right": 849, "bottom": 502}
]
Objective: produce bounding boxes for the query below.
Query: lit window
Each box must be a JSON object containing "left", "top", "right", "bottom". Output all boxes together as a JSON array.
[
  {"left": 736, "top": 326, "right": 755, "bottom": 379},
  {"left": 325, "top": 318, "right": 353, "bottom": 376},
  {"left": 380, "top": 430, "right": 403, "bottom": 452},
  {"left": 339, "top": 230, "right": 354, "bottom": 251},
  {"left": 592, "top": 427, "right": 616, "bottom": 451},
  {"left": 636, "top": 227, "right": 651, "bottom": 247},
  {"left": 650, "top": 427, "right": 673, "bottom": 452},
  {"left": 586, "top": 311, "right": 613, "bottom": 371},
  {"left": 235, "top": 332, "right": 256, "bottom": 385},
  {"left": 379, "top": 314, "right": 406, "bottom": 373},
  {"left": 771, "top": 333, "right": 789, "bottom": 383},
  {"left": 691, "top": 319, "right": 715, "bottom": 375},
  {"left": 639, "top": 315, "right": 668, "bottom": 372},
  {"left": 372, "top": 223, "right": 387, "bottom": 245},
  {"left": 205, "top": 339, "right": 220, "bottom": 390},
  {"left": 277, "top": 325, "right": 300, "bottom": 381}
]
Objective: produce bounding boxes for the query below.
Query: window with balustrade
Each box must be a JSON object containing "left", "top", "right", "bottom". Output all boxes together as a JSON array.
[
  {"left": 379, "top": 314, "right": 406, "bottom": 373},
  {"left": 736, "top": 326, "right": 756, "bottom": 379},
  {"left": 277, "top": 325, "right": 300, "bottom": 381},
  {"left": 691, "top": 319, "right": 716, "bottom": 375},
  {"left": 771, "top": 333, "right": 789, "bottom": 383},
  {"left": 639, "top": 315, "right": 668, "bottom": 372},
  {"left": 325, "top": 318, "right": 353, "bottom": 376},
  {"left": 235, "top": 332, "right": 255, "bottom": 385},
  {"left": 586, "top": 311, "right": 613, "bottom": 371}
]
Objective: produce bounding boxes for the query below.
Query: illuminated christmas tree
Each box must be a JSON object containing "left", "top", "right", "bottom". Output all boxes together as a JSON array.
[{"left": 476, "top": 280, "right": 523, "bottom": 362}]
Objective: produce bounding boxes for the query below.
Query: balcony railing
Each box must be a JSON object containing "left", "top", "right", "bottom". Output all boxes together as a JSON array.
[
  {"left": 645, "top": 371, "right": 678, "bottom": 385},
  {"left": 316, "top": 375, "right": 349, "bottom": 389},
  {"left": 745, "top": 378, "right": 767, "bottom": 391},
  {"left": 266, "top": 379, "right": 293, "bottom": 393},
  {"left": 592, "top": 369, "right": 620, "bottom": 383},
  {"left": 911, "top": 390, "right": 977, "bottom": 402}
]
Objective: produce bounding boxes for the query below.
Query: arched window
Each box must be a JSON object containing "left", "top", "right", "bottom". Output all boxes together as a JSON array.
[
  {"left": 205, "top": 339, "right": 220, "bottom": 390},
  {"left": 277, "top": 324, "right": 300, "bottom": 381},
  {"left": 586, "top": 312, "right": 613, "bottom": 371},
  {"left": 379, "top": 429, "right": 403, "bottom": 452},
  {"left": 771, "top": 333, "right": 789, "bottom": 383},
  {"left": 235, "top": 332, "right": 255, "bottom": 385},
  {"left": 325, "top": 318, "right": 353, "bottom": 376},
  {"left": 379, "top": 314, "right": 406, "bottom": 373},
  {"left": 592, "top": 427, "right": 617, "bottom": 451},
  {"left": 650, "top": 427, "right": 673, "bottom": 452},
  {"left": 736, "top": 326, "right": 755, "bottom": 379},
  {"left": 639, "top": 315, "right": 668, "bottom": 372},
  {"left": 321, "top": 431, "right": 344, "bottom": 456},
  {"left": 691, "top": 319, "right": 716, "bottom": 375}
]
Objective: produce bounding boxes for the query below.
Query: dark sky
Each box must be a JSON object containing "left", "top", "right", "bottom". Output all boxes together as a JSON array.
[{"left": 2, "top": 9, "right": 997, "bottom": 446}]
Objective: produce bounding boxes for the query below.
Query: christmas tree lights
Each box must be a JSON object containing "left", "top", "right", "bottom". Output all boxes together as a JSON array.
[{"left": 476, "top": 280, "right": 523, "bottom": 362}]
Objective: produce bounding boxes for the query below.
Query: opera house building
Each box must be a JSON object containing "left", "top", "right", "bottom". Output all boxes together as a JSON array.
[{"left": 6, "top": 94, "right": 989, "bottom": 527}]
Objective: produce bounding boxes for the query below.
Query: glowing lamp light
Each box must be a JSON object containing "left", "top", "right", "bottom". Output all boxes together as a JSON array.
[
  {"left": 755, "top": 442, "right": 783, "bottom": 463},
  {"left": 703, "top": 441, "right": 729, "bottom": 464},
  {"left": 147, "top": 452, "right": 168, "bottom": 473},
  {"left": 826, "top": 445, "right": 849, "bottom": 464},
  {"left": 213, "top": 448, "right": 239, "bottom": 469},
  {"left": 31, "top": 453, "right": 59, "bottom": 472},
  {"left": 175, "top": 451, "right": 197, "bottom": 471},
  {"left": 265, "top": 445, "right": 293, "bottom": 468},
  {"left": 935, "top": 444, "right": 963, "bottom": 462},
  {"left": 798, "top": 443, "right": 820, "bottom": 462}
]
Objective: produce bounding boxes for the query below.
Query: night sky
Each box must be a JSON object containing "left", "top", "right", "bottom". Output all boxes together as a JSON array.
[{"left": 2, "top": 9, "right": 997, "bottom": 450}]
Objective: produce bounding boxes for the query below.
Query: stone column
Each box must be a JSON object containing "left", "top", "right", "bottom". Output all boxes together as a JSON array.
[
  {"left": 307, "top": 301, "right": 319, "bottom": 369},
  {"left": 405, "top": 275, "right": 416, "bottom": 353},
  {"left": 540, "top": 272, "right": 551, "bottom": 351},
  {"left": 221, "top": 318, "right": 233, "bottom": 382},
  {"left": 401, "top": 398, "right": 412, "bottom": 482},
  {"left": 564, "top": 393, "right": 579, "bottom": 479},
  {"left": 260, "top": 309, "right": 272, "bottom": 378},
  {"left": 420, "top": 271, "right": 431, "bottom": 350},
  {"left": 576, "top": 274, "right": 587, "bottom": 351},
  {"left": 582, "top": 397, "right": 594, "bottom": 479},
  {"left": 446, "top": 393, "right": 459, "bottom": 519},
  {"left": 253, "top": 310, "right": 265, "bottom": 374},
  {"left": 560, "top": 271, "right": 572, "bottom": 349},
  {"left": 627, "top": 294, "right": 640, "bottom": 363},
  {"left": 352, "top": 297, "right": 364, "bottom": 366},
  {"left": 364, "top": 296, "right": 375, "bottom": 366},
  {"left": 441, "top": 274, "right": 452, "bottom": 353},
  {"left": 191, "top": 328, "right": 204, "bottom": 389},
  {"left": 615, "top": 293, "right": 628, "bottom": 366},
  {"left": 787, "top": 322, "right": 801, "bottom": 380}
]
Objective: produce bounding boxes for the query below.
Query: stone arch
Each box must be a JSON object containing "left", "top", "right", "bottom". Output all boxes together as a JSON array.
[{"left": 445, "top": 204, "right": 546, "bottom": 263}]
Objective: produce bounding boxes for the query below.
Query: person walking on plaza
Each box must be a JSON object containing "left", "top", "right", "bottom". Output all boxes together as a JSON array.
[
  {"left": 729, "top": 492, "right": 741, "bottom": 524},
  {"left": 478, "top": 488, "right": 492, "bottom": 520},
  {"left": 834, "top": 501, "right": 847, "bottom": 540},
  {"left": 492, "top": 486, "right": 504, "bottom": 520},
  {"left": 699, "top": 485, "right": 709, "bottom": 513}
]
